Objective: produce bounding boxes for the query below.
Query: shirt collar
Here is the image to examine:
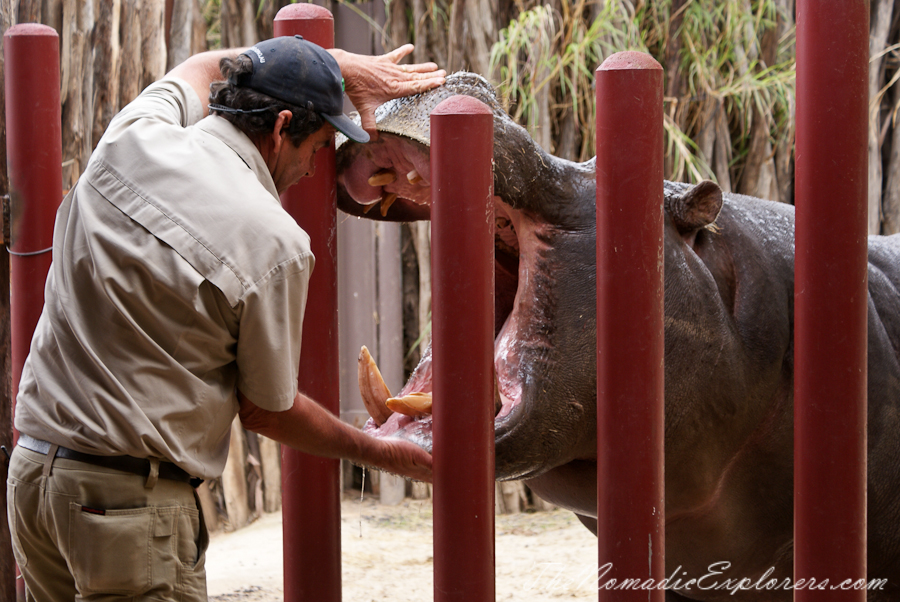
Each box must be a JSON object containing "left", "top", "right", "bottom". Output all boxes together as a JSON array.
[{"left": 196, "top": 115, "right": 280, "bottom": 202}]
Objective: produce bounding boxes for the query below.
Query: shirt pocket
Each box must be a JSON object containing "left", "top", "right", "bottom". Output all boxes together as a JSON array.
[{"left": 68, "top": 502, "right": 153, "bottom": 595}]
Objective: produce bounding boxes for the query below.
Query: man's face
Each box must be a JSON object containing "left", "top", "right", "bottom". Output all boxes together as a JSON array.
[{"left": 271, "top": 123, "right": 336, "bottom": 193}]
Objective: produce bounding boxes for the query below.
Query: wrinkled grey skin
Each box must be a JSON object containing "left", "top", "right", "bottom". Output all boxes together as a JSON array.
[{"left": 335, "top": 74, "right": 900, "bottom": 601}]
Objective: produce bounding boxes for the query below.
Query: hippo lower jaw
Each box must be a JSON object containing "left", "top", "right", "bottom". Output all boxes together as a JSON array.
[{"left": 355, "top": 188, "right": 553, "bottom": 467}]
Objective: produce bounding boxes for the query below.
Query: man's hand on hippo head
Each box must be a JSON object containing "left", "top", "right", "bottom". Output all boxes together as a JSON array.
[{"left": 329, "top": 45, "right": 446, "bottom": 142}]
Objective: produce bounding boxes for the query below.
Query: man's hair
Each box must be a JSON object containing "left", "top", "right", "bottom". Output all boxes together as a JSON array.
[{"left": 209, "top": 54, "right": 325, "bottom": 146}]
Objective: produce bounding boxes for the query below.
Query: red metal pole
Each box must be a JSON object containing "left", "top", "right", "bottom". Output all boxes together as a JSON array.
[
  {"left": 5, "top": 24, "right": 62, "bottom": 442},
  {"left": 5, "top": 23, "right": 63, "bottom": 602},
  {"left": 273, "top": 6, "right": 341, "bottom": 602},
  {"left": 794, "top": 1, "right": 869, "bottom": 599},
  {"left": 431, "top": 95, "right": 495, "bottom": 602},
  {"left": 595, "top": 52, "right": 665, "bottom": 601}
]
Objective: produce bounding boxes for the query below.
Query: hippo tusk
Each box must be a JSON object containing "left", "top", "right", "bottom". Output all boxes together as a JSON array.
[
  {"left": 386, "top": 392, "right": 433, "bottom": 418},
  {"left": 407, "top": 169, "right": 423, "bottom": 184},
  {"left": 368, "top": 169, "right": 397, "bottom": 187},
  {"left": 380, "top": 193, "right": 398, "bottom": 217},
  {"left": 358, "top": 346, "right": 394, "bottom": 426}
]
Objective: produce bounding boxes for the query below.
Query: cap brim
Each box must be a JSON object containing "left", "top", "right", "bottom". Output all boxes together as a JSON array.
[{"left": 322, "top": 113, "right": 370, "bottom": 144}]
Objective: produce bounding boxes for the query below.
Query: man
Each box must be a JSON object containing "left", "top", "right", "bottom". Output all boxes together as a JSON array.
[{"left": 7, "top": 36, "right": 444, "bottom": 600}]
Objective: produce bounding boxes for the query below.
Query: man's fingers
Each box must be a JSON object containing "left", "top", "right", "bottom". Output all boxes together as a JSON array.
[
  {"left": 401, "top": 62, "right": 442, "bottom": 74},
  {"left": 399, "top": 76, "right": 446, "bottom": 96},
  {"left": 384, "top": 43, "right": 415, "bottom": 64},
  {"left": 359, "top": 111, "right": 379, "bottom": 142}
]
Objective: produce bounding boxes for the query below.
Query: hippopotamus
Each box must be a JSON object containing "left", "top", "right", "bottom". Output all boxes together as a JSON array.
[{"left": 335, "top": 73, "right": 900, "bottom": 601}]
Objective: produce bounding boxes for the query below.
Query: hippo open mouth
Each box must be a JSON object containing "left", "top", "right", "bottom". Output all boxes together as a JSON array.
[{"left": 335, "top": 74, "right": 592, "bottom": 480}]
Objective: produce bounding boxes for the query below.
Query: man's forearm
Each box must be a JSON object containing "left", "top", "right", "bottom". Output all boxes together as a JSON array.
[
  {"left": 167, "top": 48, "right": 246, "bottom": 116},
  {"left": 239, "top": 390, "right": 368, "bottom": 461},
  {"left": 238, "top": 389, "right": 432, "bottom": 482}
]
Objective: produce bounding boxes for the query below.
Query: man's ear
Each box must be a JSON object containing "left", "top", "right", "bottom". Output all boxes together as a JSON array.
[{"left": 269, "top": 110, "right": 293, "bottom": 155}]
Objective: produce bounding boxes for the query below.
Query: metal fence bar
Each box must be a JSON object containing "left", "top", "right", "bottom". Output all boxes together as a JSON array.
[
  {"left": 431, "top": 94, "right": 496, "bottom": 602},
  {"left": 794, "top": 1, "right": 869, "bottom": 599},
  {"left": 273, "top": 6, "right": 342, "bottom": 602},
  {"left": 595, "top": 52, "right": 665, "bottom": 602}
]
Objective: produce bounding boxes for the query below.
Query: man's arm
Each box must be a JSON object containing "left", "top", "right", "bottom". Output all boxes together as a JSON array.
[
  {"left": 164, "top": 44, "right": 443, "bottom": 132},
  {"left": 167, "top": 48, "right": 246, "bottom": 116},
  {"left": 238, "top": 389, "right": 433, "bottom": 483}
]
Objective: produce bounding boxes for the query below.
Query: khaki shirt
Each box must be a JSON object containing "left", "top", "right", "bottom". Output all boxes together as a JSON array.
[{"left": 15, "top": 77, "right": 313, "bottom": 479}]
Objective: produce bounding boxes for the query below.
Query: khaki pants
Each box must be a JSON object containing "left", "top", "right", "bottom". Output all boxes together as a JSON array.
[{"left": 7, "top": 446, "right": 209, "bottom": 602}]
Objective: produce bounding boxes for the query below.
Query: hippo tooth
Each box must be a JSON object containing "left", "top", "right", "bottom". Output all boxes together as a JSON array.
[
  {"left": 407, "top": 169, "right": 423, "bottom": 184},
  {"left": 358, "top": 346, "right": 394, "bottom": 426},
  {"left": 385, "top": 392, "right": 433, "bottom": 418},
  {"left": 362, "top": 202, "right": 377, "bottom": 214},
  {"left": 380, "top": 193, "right": 398, "bottom": 217},
  {"left": 368, "top": 169, "right": 397, "bottom": 187}
]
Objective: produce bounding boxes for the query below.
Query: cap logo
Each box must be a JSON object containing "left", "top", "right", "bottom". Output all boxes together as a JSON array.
[{"left": 249, "top": 45, "right": 266, "bottom": 64}]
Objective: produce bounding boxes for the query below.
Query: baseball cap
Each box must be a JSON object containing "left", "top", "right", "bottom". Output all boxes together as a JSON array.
[{"left": 234, "top": 35, "right": 370, "bottom": 143}]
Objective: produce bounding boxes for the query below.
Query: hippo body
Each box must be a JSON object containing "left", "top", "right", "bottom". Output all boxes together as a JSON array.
[{"left": 335, "top": 74, "right": 900, "bottom": 600}]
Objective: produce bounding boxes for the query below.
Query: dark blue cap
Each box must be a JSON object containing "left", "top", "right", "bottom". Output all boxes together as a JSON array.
[{"left": 237, "top": 35, "right": 369, "bottom": 143}]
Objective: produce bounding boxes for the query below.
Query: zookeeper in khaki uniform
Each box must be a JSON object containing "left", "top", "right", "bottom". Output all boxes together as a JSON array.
[{"left": 7, "top": 35, "right": 444, "bottom": 601}]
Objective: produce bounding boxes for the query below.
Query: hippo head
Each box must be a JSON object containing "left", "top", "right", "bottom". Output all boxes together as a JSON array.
[{"left": 337, "top": 73, "right": 723, "bottom": 482}]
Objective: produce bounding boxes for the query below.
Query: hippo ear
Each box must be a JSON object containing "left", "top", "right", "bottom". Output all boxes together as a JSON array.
[{"left": 665, "top": 180, "right": 723, "bottom": 234}]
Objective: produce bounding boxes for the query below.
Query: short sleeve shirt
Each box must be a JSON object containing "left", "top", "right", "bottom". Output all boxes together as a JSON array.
[{"left": 14, "top": 77, "right": 313, "bottom": 479}]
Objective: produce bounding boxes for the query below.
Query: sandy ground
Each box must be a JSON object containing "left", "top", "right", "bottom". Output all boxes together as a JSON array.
[{"left": 206, "top": 494, "right": 598, "bottom": 601}]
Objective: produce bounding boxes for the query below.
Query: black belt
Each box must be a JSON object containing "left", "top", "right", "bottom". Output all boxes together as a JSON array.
[{"left": 17, "top": 434, "right": 203, "bottom": 488}]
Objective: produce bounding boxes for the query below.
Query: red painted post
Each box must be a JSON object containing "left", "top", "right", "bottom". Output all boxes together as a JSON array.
[
  {"left": 595, "top": 52, "right": 665, "bottom": 600},
  {"left": 273, "top": 6, "right": 341, "bottom": 602},
  {"left": 5, "top": 23, "right": 63, "bottom": 602},
  {"left": 794, "top": 1, "right": 869, "bottom": 599},
  {"left": 431, "top": 95, "right": 495, "bottom": 602},
  {"left": 4, "top": 24, "right": 63, "bottom": 442}
]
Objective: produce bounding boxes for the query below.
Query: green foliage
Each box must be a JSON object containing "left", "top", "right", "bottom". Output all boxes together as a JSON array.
[{"left": 489, "top": 0, "right": 798, "bottom": 188}]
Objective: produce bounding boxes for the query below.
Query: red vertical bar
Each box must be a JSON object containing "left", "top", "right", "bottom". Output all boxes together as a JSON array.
[
  {"left": 5, "top": 23, "right": 63, "bottom": 601},
  {"left": 595, "top": 52, "right": 665, "bottom": 601},
  {"left": 5, "top": 24, "right": 62, "bottom": 442},
  {"left": 794, "top": 1, "right": 868, "bottom": 599},
  {"left": 431, "top": 95, "right": 495, "bottom": 602},
  {"left": 273, "top": 6, "right": 341, "bottom": 602}
]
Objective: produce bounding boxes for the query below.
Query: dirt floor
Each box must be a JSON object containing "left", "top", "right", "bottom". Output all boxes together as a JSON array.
[{"left": 206, "top": 494, "right": 598, "bottom": 601}]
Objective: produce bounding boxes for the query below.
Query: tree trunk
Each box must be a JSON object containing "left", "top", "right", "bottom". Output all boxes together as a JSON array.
[
  {"left": 413, "top": 221, "right": 431, "bottom": 352},
  {"left": 140, "top": 0, "right": 166, "bottom": 89},
  {"left": 118, "top": 0, "right": 144, "bottom": 109},
  {"left": 773, "top": 0, "right": 795, "bottom": 204},
  {"left": 196, "top": 481, "right": 221, "bottom": 533},
  {"left": 222, "top": 417, "right": 251, "bottom": 530},
  {"left": 882, "top": 81, "right": 900, "bottom": 235},
  {"left": 463, "top": 0, "right": 496, "bottom": 78},
  {"left": 220, "top": 0, "right": 257, "bottom": 48},
  {"left": 867, "top": 0, "right": 895, "bottom": 233},
  {"left": 92, "top": 0, "right": 121, "bottom": 149},
  {"left": 59, "top": 0, "right": 95, "bottom": 190},
  {"left": 166, "top": 0, "right": 194, "bottom": 69},
  {"left": 495, "top": 481, "right": 526, "bottom": 514},
  {"left": 713, "top": 100, "right": 733, "bottom": 193},
  {"left": 446, "top": 0, "right": 465, "bottom": 72},
  {"left": 258, "top": 435, "right": 282, "bottom": 513},
  {"left": 388, "top": 0, "right": 410, "bottom": 49},
  {"left": 663, "top": 0, "right": 689, "bottom": 180},
  {"left": 737, "top": 9, "right": 778, "bottom": 200},
  {"left": 556, "top": 104, "right": 580, "bottom": 162}
]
